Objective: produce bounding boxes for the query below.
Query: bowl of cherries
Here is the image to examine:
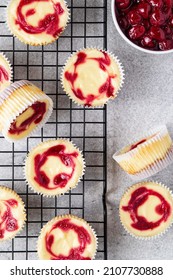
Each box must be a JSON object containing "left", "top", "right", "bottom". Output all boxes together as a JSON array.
[{"left": 112, "top": 0, "right": 173, "bottom": 53}]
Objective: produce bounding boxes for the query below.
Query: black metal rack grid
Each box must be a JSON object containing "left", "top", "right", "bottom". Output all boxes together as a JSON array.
[{"left": 0, "top": 0, "right": 107, "bottom": 260}]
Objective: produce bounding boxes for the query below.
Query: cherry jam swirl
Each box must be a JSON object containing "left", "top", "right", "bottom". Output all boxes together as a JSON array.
[
  {"left": 34, "top": 144, "right": 78, "bottom": 190},
  {"left": 15, "top": 0, "right": 65, "bottom": 38},
  {"left": 122, "top": 186, "right": 171, "bottom": 230},
  {"left": 45, "top": 218, "right": 92, "bottom": 260},
  {"left": 0, "top": 66, "right": 9, "bottom": 83},
  {"left": 0, "top": 199, "right": 19, "bottom": 239},
  {"left": 65, "top": 51, "right": 116, "bottom": 106},
  {"left": 9, "top": 101, "right": 46, "bottom": 135}
]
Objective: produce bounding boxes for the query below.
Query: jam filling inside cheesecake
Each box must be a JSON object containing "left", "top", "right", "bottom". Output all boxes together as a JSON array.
[
  {"left": 0, "top": 66, "right": 9, "bottom": 83},
  {"left": 9, "top": 101, "right": 46, "bottom": 135},
  {"left": 130, "top": 138, "right": 147, "bottom": 151},
  {"left": 34, "top": 144, "right": 78, "bottom": 190},
  {"left": 15, "top": 0, "right": 65, "bottom": 38},
  {"left": 122, "top": 186, "right": 171, "bottom": 230},
  {"left": 45, "top": 218, "right": 92, "bottom": 260},
  {"left": 64, "top": 51, "right": 117, "bottom": 106},
  {"left": 0, "top": 199, "right": 19, "bottom": 239}
]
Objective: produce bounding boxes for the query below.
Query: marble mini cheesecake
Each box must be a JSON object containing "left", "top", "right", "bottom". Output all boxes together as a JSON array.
[
  {"left": 25, "top": 139, "right": 85, "bottom": 196},
  {"left": 62, "top": 48, "right": 124, "bottom": 107},
  {"left": 37, "top": 215, "right": 97, "bottom": 260},
  {"left": 0, "top": 53, "right": 12, "bottom": 92},
  {"left": 0, "top": 80, "right": 53, "bottom": 142},
  {"left": 113, "top": 125, "right": 173, "bottom": 180},
  {"left": 7, "top": 0, "right": 69, "bottom": 46},
  {"left": 0, "top": 186, "right": 26, "bottom": 241},
  {"left": 119, "top": 182, "right": 173, "bottom": 238}
]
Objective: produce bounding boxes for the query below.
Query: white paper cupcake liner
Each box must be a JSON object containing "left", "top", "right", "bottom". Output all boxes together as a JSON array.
[
  {"left": 24, "top": 138, "right": 86, "bottom": 197},
  {"left": 37, "top": 214, "right": 98, "bottom": 260},
  {"left": 0, "top": 80, "right": 53, "bottom": 142},
  {"left": 0, "top": 52, "right": 13, "bottom": 91},
  {"left": 119, "top": 181, "right": 173, "bottom": 240},
  {"left": 6, "top": 0, "right": 70, "bottom": 46},
  {"left": 113, "top": 125, "right": 173, "bottom": 180},
  {"left": 61, "top": 47, "right": 125, "bottom": 108},
  {"left": 0, "top": 186, "right": 26, "bottom": 242}
]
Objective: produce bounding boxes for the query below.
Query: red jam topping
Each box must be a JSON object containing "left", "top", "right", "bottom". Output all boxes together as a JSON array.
[
  {"left": 0, "top": 66, "right": 9, "bottom": 83},
  {"left": 115, "top": 0, "right": 173, "bottom": 51},
  {"left": 15, "top": 0, "right": 65, "bottom": 38},
  {"left": 34, "top": 144, "right": 78, "bottom": 190},
  {"left": 45, "top": 218, "right": 92, "bottom": 260},
  {"left": 122, "top": 186, "right": 171, "bottom": 230},
  {"left": 0, "top": 199, "right": 19, "bottom": 239},
  {"left": 130, "top": 138, "right": 147, "bottom": 151},
  {"left": 9, "top": 101, "right": 46, "bottom": 135},
  {"left": 65, "top": 51, "right": 116, "bottom": 106}
]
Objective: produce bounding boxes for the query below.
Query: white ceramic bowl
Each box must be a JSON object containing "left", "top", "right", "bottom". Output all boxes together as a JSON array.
[{"left": 111, "top": 0, "right": 173, "bottom": 54}]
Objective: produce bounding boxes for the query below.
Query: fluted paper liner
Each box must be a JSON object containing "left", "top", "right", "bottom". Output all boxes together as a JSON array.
[
  {"left": 7, "top": 0, "right": 70, "bottom": 46},
  {"left": 61, "top": 47, "right": 125, "bottom": 108},
  {"left": 37, "top": 214, "right": 98, "bottom": 260},
  {"left": 0, "top": 186, "right": 26, "bottom": 242},
  {"left": 0, "top": 80, "right": 53, "bottom": 142},
  {"left": 113, "top": 125, "right": 173, "bottom": 180},
  {"left": 0, "top": 52, "right": 13, "bottom": 93},
  {"left": 119, "top": 181, "right": 173, "bottom": 240},
  {"left": 24, "top": 138, "right": 86, "bottom": 197}
]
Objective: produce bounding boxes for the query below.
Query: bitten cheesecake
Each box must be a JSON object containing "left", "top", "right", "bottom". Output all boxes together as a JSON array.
[{"left": 38, "top": 215, "right": 97, "bottom": 260}]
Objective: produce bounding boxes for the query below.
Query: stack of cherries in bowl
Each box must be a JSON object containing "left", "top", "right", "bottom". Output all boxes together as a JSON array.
[{"left": 112, "top": 0, "right": 173, "bottom": 53}]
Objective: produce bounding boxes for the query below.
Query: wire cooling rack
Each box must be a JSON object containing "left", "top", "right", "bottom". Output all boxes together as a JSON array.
[{"left": 0, "top": 0, "right": 107, "bottom": 260}]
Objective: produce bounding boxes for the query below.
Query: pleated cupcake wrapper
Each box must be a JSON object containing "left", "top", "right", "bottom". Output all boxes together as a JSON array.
[
  {"left": 0, "top": 185, "right": 26, "bottom": 242},
  {"left": 37, "top": 214, "right": 98, "bottom": 260},
  {"left": 0, "top": 80, "right": 53, "bottom": 142},
  {"left": 0, "top": 52, "right": 13, "bottom": 92},
  {"left": 61, "top": 47, "right": 125, "bottom": 108},
  {"left": 6, "top": 0, "right": 70, "bottom": 46},
  {"left": 24, "top": 138, "right": 86, "bottom": 197},
  {"left": 119, "top": 181, "right": 173, "bottom": 240},
  {"left": 113, "top": 125, "right": 173, "bottom": 180}
]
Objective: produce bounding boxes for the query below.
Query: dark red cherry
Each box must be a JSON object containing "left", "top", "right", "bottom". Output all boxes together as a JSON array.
[
  {"left": 149, "top": 26, "right": 165, "bottom": 41},
  {"left": 141, "top": 34, "right": 156, "bottom": 47},
  {"left": 129, "top": 25, "right": 146, "bottom": 40},
  {"left": 163, "top": 25, "right": 172, "bottom": 35},
  {"left": 150, "top": 9, "right": 165, "bottom": 26},
  {"left": 159, "top": 39, "right": 173, "bottom": 50},
  {"left": 127, "top": 10, "right": 142, "bottom": 25},
  {"left": 147, "top": 0, "right": 163, "bottom": 8},
  {"left": 136, "top": 2, "right": 151, "bottom": 19},
  {"left": 115, "top": 0, "right": 130, "bottom": 9},
  {"left": 169, "top": 16, "right": 173, "bottom": 27},
  {"left": 118, "top": 16, "right": 129, "bottom": 29}
]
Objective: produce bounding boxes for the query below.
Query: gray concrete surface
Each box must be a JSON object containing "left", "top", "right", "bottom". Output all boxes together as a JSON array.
[{"left": 107, "top": 0, "right": 173, "bottom": 259}]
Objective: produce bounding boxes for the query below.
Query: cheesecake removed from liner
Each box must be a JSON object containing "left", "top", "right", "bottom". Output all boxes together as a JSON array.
[{"left": 37, "top": 215, "right": 97, "bottom": 260}]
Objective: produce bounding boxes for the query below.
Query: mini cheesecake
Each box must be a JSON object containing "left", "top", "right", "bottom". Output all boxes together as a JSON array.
[
  {"left": 0, "top": 80, "right": 53, "bottom": 141},
  {"left": 37, "top": 215, "right": 97, "bottom": 260},
  {"left": 0, "top": 53, "right": 12, "bottom": 92},
  {"left": 113, "top": 125, "right": 173, "bottom": 179},
  {"left": 120, "top": 182, "right": 173, "bottom": 238},
  {"left": 7, "top": 0, "right": 69, "bottom": 46},
  {"left": 62, "top": 48, "right": 124, "bottom": 107},
  {"left": 0, "top": 186, "right": 26, "bottom": 241},
  {"left": 25, "top": 139, "right": 85, "bottom": 196}
]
